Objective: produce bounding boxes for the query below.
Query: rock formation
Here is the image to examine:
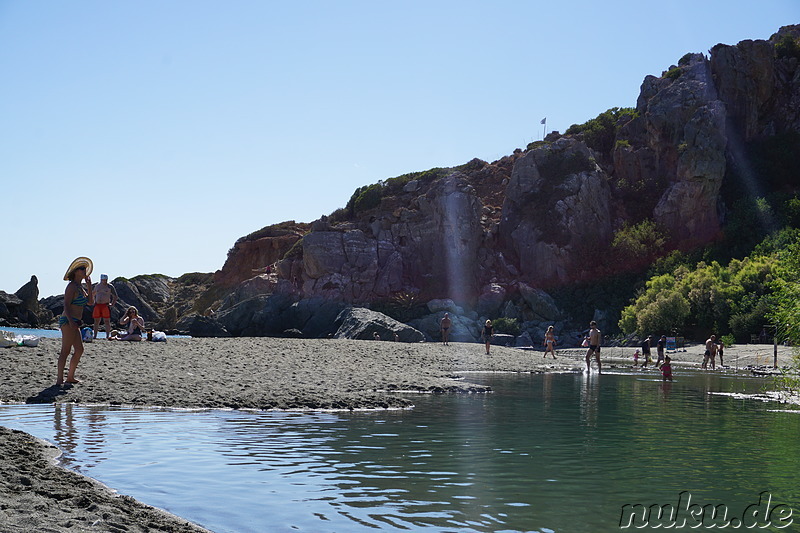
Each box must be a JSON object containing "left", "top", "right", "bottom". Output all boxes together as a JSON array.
[{"left": 15, "top": 26, "right": 799, "bottom": 342}]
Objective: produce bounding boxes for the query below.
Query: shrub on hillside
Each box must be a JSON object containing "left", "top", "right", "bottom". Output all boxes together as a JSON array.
[
  {"left": 492, "top": 317, "right": 521, "bottom": 336},
  {"left": 565, "top": 107, "right": 638, "bottom": 155}
]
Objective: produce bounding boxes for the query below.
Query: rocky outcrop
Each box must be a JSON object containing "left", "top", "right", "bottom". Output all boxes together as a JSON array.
[
  {"left": 632, "top": 53, "right": 728, "bottom": 246},
  {"left": 1, "top": 276, "right": 45, "bottom": 327},
  {"left": 214, "top": 224, "right": 305, "bottom": 289},
  {"left": 499, "top": 137, "right": 614, "bottom": 285},
  {"left": 334, "top": 307, "right": 424, "bottom": 342}
]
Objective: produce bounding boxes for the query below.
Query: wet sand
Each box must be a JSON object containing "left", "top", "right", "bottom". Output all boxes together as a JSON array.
[{"left": 0, "top": 337, "right": 795, "bottom": 532}]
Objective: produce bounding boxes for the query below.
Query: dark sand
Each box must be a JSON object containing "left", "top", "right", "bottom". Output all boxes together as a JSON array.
[{"left": 0, "top": 336, "right": 795, "bottom": 532}]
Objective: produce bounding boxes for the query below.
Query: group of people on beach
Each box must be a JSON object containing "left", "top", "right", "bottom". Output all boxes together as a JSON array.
[{"left": 57, "top": 257, "right": 148, "bottom": 386}]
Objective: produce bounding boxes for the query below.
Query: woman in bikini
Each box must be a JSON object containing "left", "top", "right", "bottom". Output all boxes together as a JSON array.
[
  {"left": 116, "top": 306, "right": 145, "bottom": 341},
  {"left": 543, "top": 325, "right": 557, "bottom": 359},
  {"left": 58, "top": 257, "right": 93, "bottom": 386}
]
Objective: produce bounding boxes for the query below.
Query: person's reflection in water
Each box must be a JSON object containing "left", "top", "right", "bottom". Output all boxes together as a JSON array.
[
  {"left": 542, "top": 373, "right": 553, "bottom": 414},
  {"left": 83, "top": 407, "right": 107, "bottom": 468},
  {"left": 579, "top": 373, "right": 599, "bottom": 429},
  {"left": 53, "top": 403, "right": 78, "bottom": 469},
  {"left": 52, "top": 404, "right": 107, "bottom": 472},
  {"left": 660, "top": 380, "right": 672, "bottom": 400}
]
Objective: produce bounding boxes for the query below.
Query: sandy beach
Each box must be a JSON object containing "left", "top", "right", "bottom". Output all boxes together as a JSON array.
[{"left": 0, "top": 336, "right": 796, "bottom": 532}]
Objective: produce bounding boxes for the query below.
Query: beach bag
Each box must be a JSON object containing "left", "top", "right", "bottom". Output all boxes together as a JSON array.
[
  {"left": 20, "top": 335, "right": 40, "bottom": 347},
  {"left": 151, "top": 331, "right": 167, "bottom": 342},
  {"left": 81, "top": 327, "right": 93, "bottom": 342},
  {"left": 581, "top": 337, "right": 589, "bottom": 348},
  {"left": 0, "top": 331, "right": 15, "bottom": 348}
]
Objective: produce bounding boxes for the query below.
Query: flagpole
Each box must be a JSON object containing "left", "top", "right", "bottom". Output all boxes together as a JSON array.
[{"left": 541, "top": 117, "right": 546, "bottom": 140}]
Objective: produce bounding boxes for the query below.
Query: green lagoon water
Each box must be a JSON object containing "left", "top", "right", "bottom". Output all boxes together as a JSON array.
[{"left": 0, "top": 370, "right": 798, "bottom": 532}]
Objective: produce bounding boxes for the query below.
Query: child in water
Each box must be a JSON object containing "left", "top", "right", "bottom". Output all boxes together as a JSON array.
[
  {"left": 633, "top": 349, "right": 640, "bottom": 367},
  {"left": 661, "top": 355, "right": 673, "bottom": 381}
]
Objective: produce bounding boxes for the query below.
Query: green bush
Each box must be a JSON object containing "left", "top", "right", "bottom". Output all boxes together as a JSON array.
[
  {"left": 492, "top": 317, "right": 521, "bottom": 336},
  {"left": 611, "top": 220, "right": 667, "bottom": 271},
  {"left": 664, "top": 66, "right": 682, "bottom": 80},
  {"left": 774, "top": 33, "right": 800, "bottom": 60},
  {"left": 565, "top": 107, "right": 638, "bottom": 155}
]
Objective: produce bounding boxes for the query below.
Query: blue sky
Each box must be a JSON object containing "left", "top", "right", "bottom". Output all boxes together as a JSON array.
[{"left": 1, "top": 1, "right": 797, "bottom": 299}]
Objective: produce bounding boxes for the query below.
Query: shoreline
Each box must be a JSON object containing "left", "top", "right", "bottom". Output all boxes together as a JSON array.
[{"left": 0, "top": 337, "right": 796, "bottom": 532}]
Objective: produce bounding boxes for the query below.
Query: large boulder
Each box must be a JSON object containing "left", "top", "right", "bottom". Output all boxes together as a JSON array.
[
  {"left": 217, "top": 295, "right": 274, "bottom": 336},
  {"left": 477, "top": 284, "right": 506, "bottom": 317},
  {"left": 334, "top": 307, "right": 424, "bottom": 342},
  {"left": 14, "top": 276, "right": 39, "bottom": 315},
  {"left": 519, "top": 284, "right": 561, "bottom": 322},
  {"left": 128, "top": 275, "right": 172, "bottom": 305},
  {"left": 179, "top": 315, "right": 231, "bottom": 338},
  {"left": 113, "top": 279, "right": 160, "bottom": 323}
]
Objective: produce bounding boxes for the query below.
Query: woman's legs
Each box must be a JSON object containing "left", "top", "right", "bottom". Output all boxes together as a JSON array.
[
  {"left": 57, "top": 324, "right": 81, "bottom": 384},
  {"left": 65, "top": 336, "right": 83, "bottom": 383}
]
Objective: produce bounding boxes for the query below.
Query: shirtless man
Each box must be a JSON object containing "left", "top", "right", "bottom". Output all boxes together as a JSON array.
[
  {"left": 702, "top": 335, "right": 717, "bottom": 370},
  {"left": 440, "top": 313, "right": 452, "bottom": 345},
  {"left": 656, "top": 335, "right": 667, "bottom": 368},
  {"left": 92, "top": 274, "right": 118, "bottom": 340},
  {"left": 585, "top": 321, "right": 602, "bottom": 373},
  {"left": 641, "top": 335, "right": 653, "bottom": 368}
]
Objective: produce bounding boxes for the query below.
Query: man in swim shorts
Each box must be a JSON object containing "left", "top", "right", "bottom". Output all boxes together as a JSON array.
[
  {"left": 585, "top": 320, "right": 602, "bottom": 373},
  {"left": 641, "top": 335, "right": 653, "bottom": 368},
  {"left": 656, "top": 335, "right": 667, "bottom": 368},
  {"left": 440, "top": 313, "right": 452, "bottom": 345},
  {"left": 92, "top": 274, "right": 118, "bottom": 340}
]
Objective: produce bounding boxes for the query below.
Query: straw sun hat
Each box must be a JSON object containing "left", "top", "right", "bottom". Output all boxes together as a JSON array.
[{"left": 63, "top": 257, "right": 93, "bottom": 281}]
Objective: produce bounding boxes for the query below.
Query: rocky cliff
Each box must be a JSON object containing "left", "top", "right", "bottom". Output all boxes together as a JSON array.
[{"left": 10, "top": 26, "right": 799, "bottom": 343}]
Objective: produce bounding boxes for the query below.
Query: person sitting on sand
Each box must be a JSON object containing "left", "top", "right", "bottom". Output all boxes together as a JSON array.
[
  {"left": 543, "top": 325, "right": 557, "bottom": 359},
  {"left": 115, "top": 306, "right": 145, "bottom": 341},
  {"left": 661, "top": 355, "right": 673, "bottom": 381}
]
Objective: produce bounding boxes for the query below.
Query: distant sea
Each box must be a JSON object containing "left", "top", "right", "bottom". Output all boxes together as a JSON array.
[
  {"left": 1, "top": 327, "right": 189, "bottom": 340},
  {"left": 2, "top": 326, "right": 62, "bottom": 339}
]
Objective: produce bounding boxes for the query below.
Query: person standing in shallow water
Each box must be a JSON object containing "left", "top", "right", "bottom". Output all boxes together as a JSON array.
[
  {"left": 641, "top": 335, "right": 653, "bottom": 368},
  {"left": 661, "top": 355, "right": 673, "bottom": 381},
  {"left": 482, "top": 320, "right": 494, "bottom": 355},
  {"left": 656, "top": 335, "right": 667, "bottom": 368},
  {"left": 440, "top": 313, "right": 452, "bottom": 346},
  {"left": 585, "top": 321, "right": 602, "bottom": 373},
  {"left": 543, "top": 325, "right": 557, "bottom": 359},
  {"left": 58, "top": 257, "right": 94, "bottom": 386}
]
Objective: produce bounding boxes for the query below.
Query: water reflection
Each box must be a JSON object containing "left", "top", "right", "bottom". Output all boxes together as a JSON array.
[
  {"left": 53, "top": 403, "right": 107, "bottom": 472},
  {"left": 0, "top": 371, "right": 798, "bottom": 533}
]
